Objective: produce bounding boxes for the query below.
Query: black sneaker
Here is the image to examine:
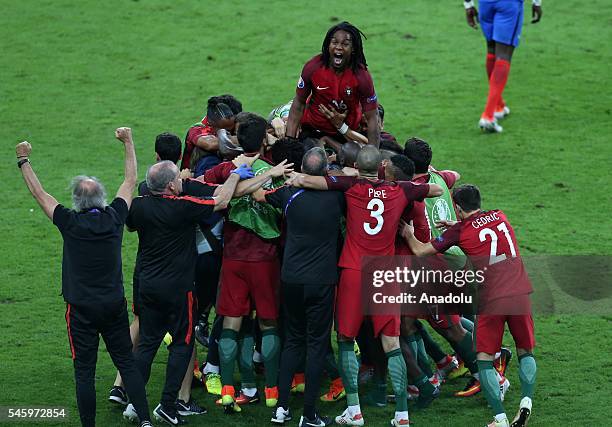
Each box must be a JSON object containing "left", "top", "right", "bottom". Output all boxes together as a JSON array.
[
  {"left": 271, "top": 406, "right": 292, "bottom": 424},
  {"left": 176, "top": 398, "right": 207, "bottom": 416},
  {"left": 153, "top": 403, "right": 186, "bottom": 425},
  {"left": 299, "top": 413, "right": 332, "bottom": 426},
  {"left": 194, "top": 320, "right": 210, "bottom": 347},
  {"left": 510, "top": 407, "right": 531, "bottom": 427},
  {"left": 109, "top": 386, "right": 128, "bottom": 406}
]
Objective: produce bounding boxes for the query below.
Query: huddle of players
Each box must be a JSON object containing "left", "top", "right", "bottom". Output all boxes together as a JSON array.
[
  {"left": 108, "top": 99, "right": 536, "bottom": 427},
  {"left": 108, "top": 19, "right": 537, "bottom": 427}
]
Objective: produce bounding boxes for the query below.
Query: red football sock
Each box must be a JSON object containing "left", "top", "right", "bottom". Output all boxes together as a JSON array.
[
  {"left": 482, "top": 58, "right": 510, "bottom": 121},
  {"left": 486, "top": 53, "right": 506, "bottom": 111},
  {"left": 486, "top": 53, "right": 496, "bottom": 79}
]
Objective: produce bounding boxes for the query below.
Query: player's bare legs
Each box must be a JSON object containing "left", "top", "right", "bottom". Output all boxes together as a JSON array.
[
  {"left": 512, "top": 348, "right": 536, "bottom": 427},
  {"left": 258, "top": 318, "right": 281, "bottom": 407},
  {"left": 477, "top": 351, "right": 510, "bottom": 426}
]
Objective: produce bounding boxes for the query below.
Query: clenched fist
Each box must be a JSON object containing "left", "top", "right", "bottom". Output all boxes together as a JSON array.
[
  {"left": 115, "top": 127, "right": 133, "bottom": 144},
  {"left": 16, "top": 141, "right": 32, "bottom": 158}
]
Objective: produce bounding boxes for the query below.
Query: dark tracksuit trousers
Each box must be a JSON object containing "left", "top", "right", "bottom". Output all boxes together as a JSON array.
[
  {"left": 65, "top": 300, "right": 150, "bottom": 427},
  {"left": 134, "top": 289, "right": 195, "bottom": 415},
  {"left": 277, "top": 282, "right": 335, "bottom": 419}
]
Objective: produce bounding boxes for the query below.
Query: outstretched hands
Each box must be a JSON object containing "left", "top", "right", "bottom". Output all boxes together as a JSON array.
[
  {"left": 268, "top": 159, "right": 294, "bottom": 178},
  {"left": 318, "top": 104, "right": 347, "bottom": 129}
]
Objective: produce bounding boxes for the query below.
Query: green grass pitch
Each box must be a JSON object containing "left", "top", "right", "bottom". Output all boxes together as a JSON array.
[{"left": 1, "top": 0, "right": 611, "bottom": 426}]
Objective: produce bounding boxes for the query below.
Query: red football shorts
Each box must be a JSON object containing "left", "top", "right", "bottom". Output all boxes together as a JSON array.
[
  {"left": 336, "top": 268, "right": 400, "bottom": 338},
  {"left": 216, "top": 259, "right": 280, "bottom": 319},
  {"left": 475, "top": 314, "right": 536, "bottom": 354}
]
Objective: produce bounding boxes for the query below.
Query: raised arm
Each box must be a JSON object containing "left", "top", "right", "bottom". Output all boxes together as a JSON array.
[
  {"left": 285, "top": 94, "right": 307, "bottom": 138},
  {"left": 114, "top": 127, "right": 138, "bottom": 208},
  {"left": 16, "top": 142, "right": 59, "bottom": 220}
]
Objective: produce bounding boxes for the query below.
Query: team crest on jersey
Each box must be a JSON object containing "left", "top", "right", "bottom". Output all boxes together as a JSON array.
[
  {"left": 367, "top": 94, "right": 377, "bottom": 103},
  {"left": 432, "top": 199, "right": 452, "bottom": 223},
  {"left": 345, "top": 86, "right": 352, "bottom": 97},
  {"left": 297, "top": 76, "right": 305, "bottom": 89}
]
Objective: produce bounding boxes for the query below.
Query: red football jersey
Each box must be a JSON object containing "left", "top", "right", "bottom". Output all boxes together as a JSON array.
[
  {"left": 431, "top": 210, "right": 533, "bottom": 300},
  {"left": 182, "top": 116, "right": 216, "bottom": 170},
  {"left": 296, "top": 55, "right": 378, "bottom": 135},
  {"left": 325, "top": 175, "right": 430, "bottom": 269}
]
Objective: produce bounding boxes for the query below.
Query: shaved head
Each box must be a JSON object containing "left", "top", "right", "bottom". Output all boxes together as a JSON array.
[
  {"left": 339, "top": 141, "right": 362, "bottom": 168},
  {"left": 356, "top": 145, "right": 381, "bottom": 176}
]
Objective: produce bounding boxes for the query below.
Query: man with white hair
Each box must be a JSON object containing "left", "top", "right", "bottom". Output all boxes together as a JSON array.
[
  {"left": 126, "top": 157, "right": 254, "bottom": 426},
  {"left": 15, "top": 128, "right": 152, "bottom": 427}
]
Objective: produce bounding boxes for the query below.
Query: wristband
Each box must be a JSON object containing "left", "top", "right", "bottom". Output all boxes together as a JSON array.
[
  {"left": 338, "top": 123, "right": 349, "bottom": 135},
  {"left": 464, "top": 0, "right": 475, "bottom": 9},
  {"left": 17, "top": 158, "right": 30, "bottom": 168},
  {"left": 532, "top": 0, "right": 541, "bottom": 6}
]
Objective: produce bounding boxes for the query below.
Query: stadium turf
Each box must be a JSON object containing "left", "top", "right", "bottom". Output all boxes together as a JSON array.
[{"left": 1, "top": 0, "right": 610, "bottom": 425}]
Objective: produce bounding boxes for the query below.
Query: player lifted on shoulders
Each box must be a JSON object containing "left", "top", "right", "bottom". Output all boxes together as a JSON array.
[
  {"left": 286, "top": 21, "right": 380, "bottom": 150},
  {"left": 463, "top": 0, "right": 543, "bottom": 133},
  {"left": 291, "top": 146, "right": 442, "bottom": 426},
  {"left": 401, "top": 184, "right": 536, "bottom": 427}
]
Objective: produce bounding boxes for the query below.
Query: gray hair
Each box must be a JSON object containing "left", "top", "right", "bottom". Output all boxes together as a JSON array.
[
  {"left": 71, "top": 176, "right": 107, "bottom": 211},
  {"left": 146, "top": 160, "right": 179, "bottom": 193},
  {"left": 301, "top": 147, "right": 328, "bottom": 176}
]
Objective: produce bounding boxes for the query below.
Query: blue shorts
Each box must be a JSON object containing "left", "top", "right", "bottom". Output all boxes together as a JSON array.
[{"left": 479, "top": 0, "right": 524, "bottom": 47}]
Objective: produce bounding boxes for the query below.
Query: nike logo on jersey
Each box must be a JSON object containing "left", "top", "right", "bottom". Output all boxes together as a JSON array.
[{"left": 316, "top": 86, "right": 329, "bottom": 90}]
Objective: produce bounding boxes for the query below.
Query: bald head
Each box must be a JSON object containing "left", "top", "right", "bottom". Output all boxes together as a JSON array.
[
  {"left": 356, "top": 145, "right": 381, "bottom": 176},
  {"left": 146, "top": 160, "right": 180, "bottom": 193},
  {"left": 339, "top": 141, "right": 361, "bottom": 168},
  {"left": 71, "top": 176, "right": 107, "bottom": 211},
  {"left": 302, "top": 147, "right": 328, "bottom": 176}
]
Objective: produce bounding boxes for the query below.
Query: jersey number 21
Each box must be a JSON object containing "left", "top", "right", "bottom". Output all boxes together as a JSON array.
[{"left": 478, "top": 222, "right": 517, "bottom": 265}]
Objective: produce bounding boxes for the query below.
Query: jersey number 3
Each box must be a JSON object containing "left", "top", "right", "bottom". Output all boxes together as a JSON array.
[
  {"left": 478, "top": 223, "right": 517, "bottom": 265},
  {"left": 364, "top": 198, "right": 385, "bottom": 235}
]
